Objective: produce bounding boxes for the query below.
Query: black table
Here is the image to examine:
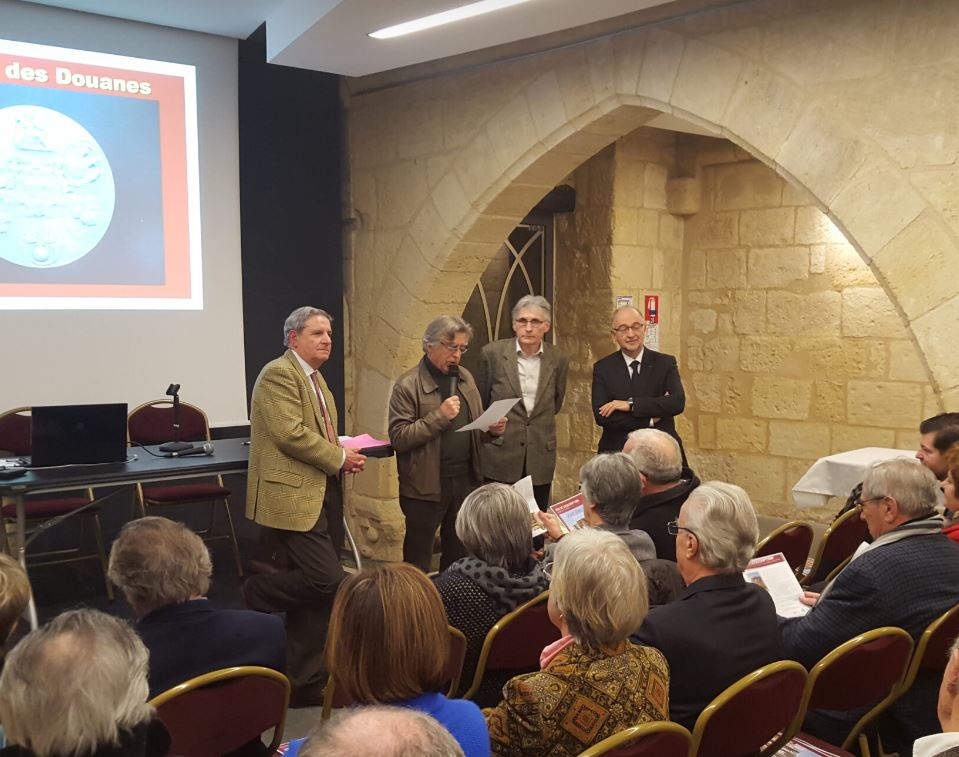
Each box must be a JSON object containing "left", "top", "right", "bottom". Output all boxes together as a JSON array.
[{"left": 0, "top": 438, "right": 364, "bottom": 628}]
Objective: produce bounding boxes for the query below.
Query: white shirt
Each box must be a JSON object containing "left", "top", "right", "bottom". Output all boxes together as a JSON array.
[
  {"left": 621, "top": 348, "right": 645, "bottom": 375},
  {"left": 290, "top": 350, "right": 345, "bottom": 466},
  {"left": 515, "top": 339, "right": 543, "bottom": 415},
  {"left": 913, "top": 731, "right": 959, "bottom": 757}
]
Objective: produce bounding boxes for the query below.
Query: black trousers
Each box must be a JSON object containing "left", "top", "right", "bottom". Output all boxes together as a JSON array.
[
  {"left": 243, "top": 477, "right": 344, "bottom": 689},
  {"left": 400, "top": 476, "right": 471, "bottom": 572}
]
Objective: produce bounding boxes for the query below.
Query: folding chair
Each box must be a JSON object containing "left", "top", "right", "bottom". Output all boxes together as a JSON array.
[
  {"left": 577, "top": 721, "right": 691, "bottom": 757},
  {"left": 801, "top": 508, "right": 867, "bottom": 587},
  {"left": 755, "top": 520, "right": 815, "bottom": 577}
]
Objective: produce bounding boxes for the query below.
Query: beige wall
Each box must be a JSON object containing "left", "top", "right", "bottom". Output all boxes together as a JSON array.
[{"left": 342, "top": 0, "right": 959, "bottom": 558}]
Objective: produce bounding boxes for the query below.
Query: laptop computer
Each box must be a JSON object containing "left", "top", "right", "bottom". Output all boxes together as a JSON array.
[{"left": 30, "top": 403, "right": 128, "bottom": 467}]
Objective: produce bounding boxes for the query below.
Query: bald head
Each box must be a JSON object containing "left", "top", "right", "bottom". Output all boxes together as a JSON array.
[
  {"left": 625, "top": 428, "right": 682, "bottom": 487},
  {"left": 301, "top": 706, "right": 464, "bottom": 757}
]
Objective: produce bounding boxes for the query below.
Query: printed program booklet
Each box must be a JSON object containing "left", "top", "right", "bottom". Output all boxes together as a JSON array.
[
  {"left": 548, "top": 493, "right": 588, "bottom": 535},
  {"left": 742, "top": 552, "right": 811, "bottom": 618}
]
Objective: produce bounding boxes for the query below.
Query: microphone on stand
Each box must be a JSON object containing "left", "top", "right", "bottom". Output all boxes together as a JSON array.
[
  {"left": 165, "top": 442, "right": 214, "bottom": 458},
  {"left": 159, "top": 383, "right": 192, "bottom": 453},
  {"left": 448, "top": 364, "right": 459, "bottom": 398}
]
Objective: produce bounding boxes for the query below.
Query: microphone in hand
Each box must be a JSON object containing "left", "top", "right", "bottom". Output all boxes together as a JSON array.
[
  {"left": 165, "top": 443, "right": 214, "bottom": 458},
  {"left": 448, "top": 364, "right": 459, "bottom": 398}
]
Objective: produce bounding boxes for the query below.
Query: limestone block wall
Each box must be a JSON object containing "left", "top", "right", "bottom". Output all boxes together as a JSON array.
[
  {"left": 341, "top": 0, "right": 959, "bottom": 559},
  {"left": 680, "top": 141, "right": 935, "bottom": 520}
]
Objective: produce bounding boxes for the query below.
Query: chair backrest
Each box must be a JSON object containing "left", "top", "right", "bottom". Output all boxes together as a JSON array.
[
  {"left": 149, "top": 666, "right": 290, "bottom": 756},
  {"left": 0, "top": 407, "right": 31, "bottom": 456},
  {"left": 322, "top": 626, "right": 468, "bottom": 720},
  {"left": 754, "top": 521, "right": 815, "bottom": 574},
  {"left": 463, "top": 590, "right": 560, "bottom": 700},
  {"left": 899, "top": 604, "right": 959, "bottom": 696},
  {"left": 802, "top": 626, "right": 913, "bottom": 750},
  {"left": 128, "top": 400, "right": 211, "bottom": 445},
  {"left": 803, "top": 508, "right": 868, "bottom": 585},
  {"left": 690, "top": 660, "right": 807, "bottom": 757},
  {"left": 577, "top": 721, "right": 691, "bottom": 757}
]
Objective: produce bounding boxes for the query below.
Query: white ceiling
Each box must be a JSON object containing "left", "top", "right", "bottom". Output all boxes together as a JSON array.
[{"left": 18, "top": 0, "right": 683, "bottom": 77}]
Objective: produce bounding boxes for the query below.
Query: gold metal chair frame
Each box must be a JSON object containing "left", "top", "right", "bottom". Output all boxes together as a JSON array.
[
  {"left": 577, "top": 721, "right": 692, "bottom": 757},
  {"left": 149, "top": 665, "right": 290, "bottom": 755},
  {"left": 462, "top": 589, "right": 551, "bottom": 701},
  {"left": 897, "top": 604, "right": 959, "bottom": 701},
  {"left": 801, "top": 508, "right": 864, "bottom": 587}
]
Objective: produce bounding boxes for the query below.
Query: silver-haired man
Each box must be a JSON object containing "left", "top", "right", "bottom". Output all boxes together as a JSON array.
[
  {"left": 300, "top": 706, "right": 464, "bottom": 757},
  {"left": 624, "top": 428, "right": 700, "bottom": 561},
  {"left": 478, "top": 295, "right": 569, "bottom": 510},
  {"left": 388, "top": 315, "right": 507, "bottom": 571},
  {"left": 0, "top": 608, "right": 169, "bottom": 756},
  {"left": 631, "top": 482, "right": 784, "bottom": 730}
]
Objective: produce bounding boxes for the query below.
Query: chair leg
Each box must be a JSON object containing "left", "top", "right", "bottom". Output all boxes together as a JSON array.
[
  {"left": 92, "top": 513, "right": 114, "bottom": 601},
  {"left": 221, "top": 498, "right": 244, "bottom": 577}
]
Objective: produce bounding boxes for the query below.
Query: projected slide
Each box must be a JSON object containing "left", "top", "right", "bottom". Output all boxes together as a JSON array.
[{"left": 0, "top": 40, "right": 201, "bottom": 309}]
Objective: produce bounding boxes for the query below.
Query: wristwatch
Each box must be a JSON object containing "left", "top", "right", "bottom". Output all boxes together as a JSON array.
[{"left": 627, "top": 397, "right": 634, "bottom": 411}]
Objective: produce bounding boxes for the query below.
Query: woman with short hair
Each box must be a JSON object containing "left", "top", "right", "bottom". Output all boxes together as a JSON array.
[
  {"left": 434, "top": 484, "right": 548, "bottom": 705},
  {"left": 285, "top": 563, "right": 489, "bottom": 757},
  {"left": 484, "top": 529, "right": 669, "bottom": 756}
]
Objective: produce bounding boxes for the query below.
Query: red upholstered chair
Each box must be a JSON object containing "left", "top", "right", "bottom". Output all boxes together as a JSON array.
[
  {"left": 896, "top": 604, "right": 959, "bottom": 704},
  {"left": 791, "top": 626, "right": 914, "bottom": 757},
  {"left": 150, "top": 666, "right": 290, "bottom": 756},
  {"left": 462, "top": 590, "right": 561, "bottom": 701},
  {"left": 754, "top": 520, "right": 815, "bottom": 577},
  {"left": 801, "top": 508, "right": 868, "bottom": 587},
  {"left": 127, "top": 400, "right": 242, "bottom": 575},
  {"left": 690, "top": 660, "right": 807, "bottom": 757},
  {"left": 321, "top": 625, "right": 468, "bottom": 720},
  {"left": 577, "top": 721, "right": 691, "bottom": 757},
  {"left": 0, "top": 407, "right": 112, "bottom": 599}
]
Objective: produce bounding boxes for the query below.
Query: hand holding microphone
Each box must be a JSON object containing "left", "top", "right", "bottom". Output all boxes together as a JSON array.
[{"left": 441, "top": 365, "right": 461, "bottom": 420}]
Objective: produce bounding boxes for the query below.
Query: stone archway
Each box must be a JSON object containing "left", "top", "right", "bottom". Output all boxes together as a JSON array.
[{"left": 345, "top": 0, "right": 959, "bottom": 558}]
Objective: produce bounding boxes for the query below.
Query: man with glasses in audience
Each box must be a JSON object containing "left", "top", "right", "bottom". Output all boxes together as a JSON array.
[
  {"left": 591, "top": 305, "right": 687, "bottom": 463},
  {"left": 782, "top": 457, "right": 959, "bottom": 753},
  {"left": 477, "top": 295, "right": 569, "bottom": 511},
  {"left": 631, "top": 481, "right": 783, "bottom": 729},
  {"left": 389, "top": 315, "right": 507, "bottom": 571}
]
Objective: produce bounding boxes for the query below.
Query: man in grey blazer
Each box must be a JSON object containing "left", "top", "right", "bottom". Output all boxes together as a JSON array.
[{"left": 478, "top": 295, "right": 569, "bottom": 510}]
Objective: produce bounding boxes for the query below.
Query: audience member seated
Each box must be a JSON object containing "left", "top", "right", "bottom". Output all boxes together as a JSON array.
[
  {"left": 433, "top": 484, "right": 548, "bottom": 704},
  {"left": 917, "top": 413, "right": 959, "bottom": 483},
  {"left": 0, "top": 554, "right": 29, "bottom": 672},
  {"left": 913, "top": 635, "right": 959, "bottom": 757},
  {"left": 540, "top": 453, "right": 682, "bottom": 606},
  {"left": 485, "top": 528, "right": 669, "bottom": 756},
  {"left": 0, "top": 608, "right": 170, "bottom": 757},
  {"left": 631, "top": 481, "right": 784, "bottom": 730},
  {"left": 292, "top": 706, "right": 465, "bottom": 757},
  {"left": 107, "top": 516, "right": 286, "bottom": 699},
  {"left": 943, "top": 444, "right": 959, "bottom": 542},
  {"left": 286, "top": 563, "right": 489, "bottom": 757},
  {"left": 624, "top": 428, "right": 700, "bottom": 561},
  {"left": 781, "top": 458, "right": 959, "bottom": 753}
]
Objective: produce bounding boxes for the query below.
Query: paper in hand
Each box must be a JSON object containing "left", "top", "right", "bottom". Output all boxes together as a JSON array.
[
  {"left": 513, "top": 475, "right": 546, "bottom": 537},
  {"left": 457, "top": 398, "right": 519, "bottom": 432}
]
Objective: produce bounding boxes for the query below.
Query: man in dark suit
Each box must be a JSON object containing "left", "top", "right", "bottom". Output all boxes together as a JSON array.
[
  {"left": 478, "top": 295, "right": 569, "bottom": 510},
  {"left": 591, "top": 305, "right": 686, "bottom": 456},
  {"left": 632, "top": 481, "right": 784, "bottom": 729},
  {"left": 108, "top": 516, "right": 286, "bottom": 699},
  {"left": 782, "top": 458, "right": 959, "bottom": 753}
]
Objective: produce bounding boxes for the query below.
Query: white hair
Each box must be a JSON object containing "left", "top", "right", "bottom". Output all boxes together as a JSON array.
[
  {"left": 302, "top": 706, "right": 464, "bottom": 757},
  {"left": 683, "top": 482, "right": 759, "bottom": 572},
  {"left": 862, "top": 458, "right": 939, "bottom": 518},
  {"left": 0, "top": 609, "right": 152, "bottom": 757},
  {"left": 626, "top": 429, "right": 682, "bottom": 484}
]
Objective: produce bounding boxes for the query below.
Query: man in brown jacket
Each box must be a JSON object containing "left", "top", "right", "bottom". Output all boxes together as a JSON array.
[
  {"left": 388, "top": 315, "right": 506, "bottom": 571},
  {"left": 243, "top": 306, "right": 365, "bottom": 706}
]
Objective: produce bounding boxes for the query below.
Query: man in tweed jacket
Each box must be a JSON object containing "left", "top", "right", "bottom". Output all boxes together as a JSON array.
[
  {"left": 243, "top": 306, "right": 366, "bottom": 706},
  {"left": 781, "top": 458, "right": 959, "bottom": 753}
]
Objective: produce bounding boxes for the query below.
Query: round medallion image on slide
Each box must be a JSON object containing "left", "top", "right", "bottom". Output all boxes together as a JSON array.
[{"left": 0, "top": 104, "right": 116, "bottom": 268}]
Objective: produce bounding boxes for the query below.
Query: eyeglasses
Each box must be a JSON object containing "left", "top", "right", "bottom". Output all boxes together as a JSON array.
[
  {"left": 514, "top": 318, "right": 546, "bottom": 328},
  {"left": 440, "top": 342, "right": 468, "bottom": 354},
  {"left": 856, "top": 496, "right": 884, "bottom": 512},
  {"left": 611, "top": 323, "right": 647, "bottom": 335},
  {"left": 666, "top": 519, "right": 697, "bottom": 539}
]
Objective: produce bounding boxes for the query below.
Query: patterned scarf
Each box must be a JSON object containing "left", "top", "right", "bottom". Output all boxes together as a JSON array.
[{"left": 447, "top": 556, "right": 548, "bottom": 614}]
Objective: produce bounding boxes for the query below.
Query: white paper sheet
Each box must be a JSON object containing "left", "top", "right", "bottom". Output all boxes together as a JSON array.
[
  {"left": 457, "top": 397, "right": 519, "bottom": 432},
  {"left": 513, "top": 475, "right": 547, "bottom": 537}
]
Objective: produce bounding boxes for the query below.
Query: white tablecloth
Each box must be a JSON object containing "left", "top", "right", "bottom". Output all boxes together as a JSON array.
[{"left": 791, "top": 447, "right": 915, "bottom": 508}]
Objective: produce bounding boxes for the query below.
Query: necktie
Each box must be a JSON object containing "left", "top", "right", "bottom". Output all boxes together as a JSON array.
[
  {"left": 310, "top": 371, "right": 339, "bottom": 445},
  {"left": 630, "top": 359, "right": 641, "bottom": 398}
]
